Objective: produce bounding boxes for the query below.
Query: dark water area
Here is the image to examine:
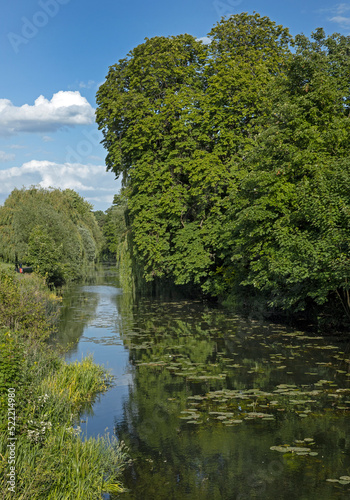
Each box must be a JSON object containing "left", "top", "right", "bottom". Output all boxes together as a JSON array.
[{"left": 55, "top": 264, "right": 350, "bottom": 499}]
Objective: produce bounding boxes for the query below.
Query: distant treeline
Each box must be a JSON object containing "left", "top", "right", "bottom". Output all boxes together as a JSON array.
[
  {"left": 95, "top": 12, "right": 350, "bottom": 326},
  {"left": 0, "top": 187, "right": 103, "bottom": 286}
]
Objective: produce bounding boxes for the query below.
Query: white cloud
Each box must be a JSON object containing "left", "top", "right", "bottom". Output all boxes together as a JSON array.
[
  {"left": 196, "top": 36, "right": 212, "bottom": 45},
  {"left": 0, "top": 160, "right": 119, "bottom": 209},
  {"left": 79, "top": 80, "right": 96, "bottom": 89},
  {"left": 320, "top": 3, "right": 350, "bottom": 29},
  {"left": 329, "top": 14, "right": 350, "bottom": 27},
  {"left": 319, "top": 2, "right": 350, "bottom": 14},
  {"left": 0, "top": 91, "right": 95, "bottom": 136},
  {"left": 332, "top": 3, "right": 350, "bottom": 14},
  {"left": 85, "top": 194, "right": 115, "bottom": 204},
  {"left": 42, "top": 135, "right": 54, "bottom": 142},
  {"left": 0, "top": 150, "right": 15, "bottom": 162}
]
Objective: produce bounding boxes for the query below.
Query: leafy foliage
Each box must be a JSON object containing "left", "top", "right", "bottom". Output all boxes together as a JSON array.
[
  {"left": 0, "top": 270, "right": 128, "bottom": 499},
  {"left": 96, "top": 13, "right": 292, "bottom": 291},
  {"left": 0, "top": 187, "right": 103, "bottom": 286},
  {"left": 224, "top": 29, "right": 350, "bottom": 317},
  {"left": 0, "top": 269, "right": 59, "bottom": 338},
  {"left": 97, "top": 14, "right": 350, "bottom": 323}
]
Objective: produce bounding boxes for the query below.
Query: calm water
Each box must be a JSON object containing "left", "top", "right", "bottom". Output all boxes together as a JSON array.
[{"left": 56, "top": 265, "right": 350, "bottom": 500}]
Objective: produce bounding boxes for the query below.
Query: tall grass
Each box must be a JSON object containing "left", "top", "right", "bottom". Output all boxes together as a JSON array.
[
  {"left": 41, "top": 356, "right": 113, "bottom": 409},
  {"left": 1, "top": 427, "right": 129, "bottom": 499}
]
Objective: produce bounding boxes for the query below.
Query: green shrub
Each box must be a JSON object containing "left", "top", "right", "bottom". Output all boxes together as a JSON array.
[{"left": 0, "top": 269, "right": 60, "bottom": 339}]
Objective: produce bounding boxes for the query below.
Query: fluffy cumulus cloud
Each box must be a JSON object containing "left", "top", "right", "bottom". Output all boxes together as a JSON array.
[
  {"left": 0, "top": 160, "right": 119, "bottom": 209},
  {"left": 0, "top": 91, "right": 95, "bottom": 136}
]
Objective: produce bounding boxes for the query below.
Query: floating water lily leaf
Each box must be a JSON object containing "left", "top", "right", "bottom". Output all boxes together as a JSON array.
[
  {"left": 270, "top": 446, "right": 289, "bottom": 453},
  {"left": 270, "top": 446, "right": 311, "bottom": 453}
]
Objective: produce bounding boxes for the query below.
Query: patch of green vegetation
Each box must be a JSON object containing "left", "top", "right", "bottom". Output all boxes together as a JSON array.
[
  {"left": 0, "top": 262, "right": 12, "bottom": 272},
  {"left": 97, "top": 12, "right": 350, "bottom": 326},
  {"left": 0, "top": 187, "right": 103, "bottom": 287},
  {"left": 1, "top": 430, "right": 128, "bottom": 500},
  {"left": 0, "top": 268, "right": 128, "bottom": 498}
]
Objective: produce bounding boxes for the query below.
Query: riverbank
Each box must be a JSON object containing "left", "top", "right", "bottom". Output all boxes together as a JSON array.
[{"left": 0, "top": 268, "right": 128, "bottom": 499}]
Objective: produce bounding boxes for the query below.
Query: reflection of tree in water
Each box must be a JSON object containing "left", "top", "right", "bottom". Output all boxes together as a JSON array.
[
  {"left": 54, "top": 264, "right": 121, "bottom": 349},
  {"left": 112, "top": 299, "right": 350, "bottom": 500},
  {"left": 54, "top": 288, "right": 100, "bottom": 348},
  {"left": 52, "top": 267, "right": 350, "bottom": 499},
  {"left": 116, "top": 362, "right": 350, "bottom": 499}
]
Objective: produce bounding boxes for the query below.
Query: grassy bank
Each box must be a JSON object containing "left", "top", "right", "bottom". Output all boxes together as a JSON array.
[
  {"left": 0, "top": 262, "right": 13, "bottom": 272},
  {"left": 0, "top": 269, "right": 128, "bottom": 499}
]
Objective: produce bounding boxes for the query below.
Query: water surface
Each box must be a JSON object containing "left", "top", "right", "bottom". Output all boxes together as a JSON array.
[{"left": 56, "top": 265, "right": 350, "bottom": 499}]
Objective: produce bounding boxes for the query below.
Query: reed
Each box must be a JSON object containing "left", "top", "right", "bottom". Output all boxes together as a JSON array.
[
  {"left": 40, "top": 355, "right": 113, "bottom": 410},
  {"left": 1, "top": 429, "right": 128, "bottom": 499}
]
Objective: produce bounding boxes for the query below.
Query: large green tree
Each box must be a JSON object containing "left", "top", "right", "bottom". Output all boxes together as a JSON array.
[
  {"left": 96, "top": 13, "right": 292, "bottom": 291},
  {"left": 224, "top": 29, "right": 350, "bottom": 316},
  {"left": 97, "top": 13, "right": 350, "bottom": 323}
]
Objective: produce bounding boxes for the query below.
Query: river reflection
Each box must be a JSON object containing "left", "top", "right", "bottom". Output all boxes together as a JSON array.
[{"left": 56, "top": 265, "right": 350, "bottom": 499}]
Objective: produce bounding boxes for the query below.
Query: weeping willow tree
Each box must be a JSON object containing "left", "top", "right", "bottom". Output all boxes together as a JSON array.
[{"left": 0, "top": 187, "right": 103, "bottom": 286}]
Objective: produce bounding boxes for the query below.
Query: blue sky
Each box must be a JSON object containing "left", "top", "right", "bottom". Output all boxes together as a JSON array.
[{"left": 1, "top": 0, "right": 350, "bottom": 211}]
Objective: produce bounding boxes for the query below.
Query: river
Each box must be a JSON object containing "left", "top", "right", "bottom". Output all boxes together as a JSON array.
[{"left": 55, "top": 264, "right": 350, "bottom": 499}]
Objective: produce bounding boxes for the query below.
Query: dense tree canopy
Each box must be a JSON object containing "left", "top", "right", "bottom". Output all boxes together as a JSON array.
[
  {"left": 96, "top": 13, "right": 350, "bottom": 323},
  {"left": 0, "top": 187, "right": 103, "bottom": 286},
  {"left": 96, "top": 13, "right": 292, "bottom": 287},
  {"left": 224, "top": 29, "right": 350, "bottom": 316}
]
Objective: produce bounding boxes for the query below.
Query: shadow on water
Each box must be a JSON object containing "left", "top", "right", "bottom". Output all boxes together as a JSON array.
[{"left": 54, "top": 264, "right": 350, "bottom": 500}]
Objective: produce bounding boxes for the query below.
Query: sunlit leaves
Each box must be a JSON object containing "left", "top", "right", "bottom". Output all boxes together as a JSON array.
[{"left": 96, "top": 14, "right": 292, "bottom": 291}]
